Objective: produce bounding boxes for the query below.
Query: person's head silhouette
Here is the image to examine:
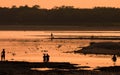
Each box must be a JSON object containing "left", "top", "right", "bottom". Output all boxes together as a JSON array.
[{"left": 3, "top": 49, "right": 5, "bottom": 51}]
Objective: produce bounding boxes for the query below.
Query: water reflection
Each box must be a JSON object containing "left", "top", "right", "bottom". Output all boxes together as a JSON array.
[
  {"left": 31, "top": 68, "right": 52, "bottom": 71},
  {"left": 0, "top": 31, "right": 120, "bottom": 70}
]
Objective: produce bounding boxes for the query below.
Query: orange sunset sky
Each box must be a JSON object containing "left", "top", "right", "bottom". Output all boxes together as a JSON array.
[{"left": 0, "top": 0, "right": 119, "bottom": 9}]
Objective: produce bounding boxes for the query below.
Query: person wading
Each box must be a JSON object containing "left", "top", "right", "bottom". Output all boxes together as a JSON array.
[
  {"left": 112, "top": 54, "right": 117, "bottom": 66},
  {"left": 1, "top": 49, "right": 5, "bottom": 61},
  {"left": 43, "top": 53, "right": 50, "bottom": 62}
]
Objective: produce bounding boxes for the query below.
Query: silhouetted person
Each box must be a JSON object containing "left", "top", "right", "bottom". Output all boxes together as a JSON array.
[
  {"left": 43, "top": 53, "right": 46, "bottom": 62},
  {"left": 1, "top": 49, "right": 5, "bottom": 61},
  {"left": 51, "top": 33, "right": 54, "bottom": 41},
  {"left": 112, "top": 54, "right": 117, "bottom": 66},
  {"left": 46, "top": 54, "right": 50, "bottom": 62}
]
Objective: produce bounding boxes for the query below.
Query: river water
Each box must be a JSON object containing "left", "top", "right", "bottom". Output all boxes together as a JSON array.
[{"left": 0, "top": 31, "right": 120, "bottom": 70}]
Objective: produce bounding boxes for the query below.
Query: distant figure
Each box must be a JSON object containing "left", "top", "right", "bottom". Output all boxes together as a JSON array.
[
  {"left": 46, "top": 54, "right": 50, "bottom": 62},
  {"left": 43, "top": 53, "right": 46, "bottom": 62},
  {"left": 112, "top": 54, "right": 117, "bottom": 66},
  {"left": 51, "top": 33, "right": 54, "bottom": 41},
  {"left": 43, "top": 53, "right": 50, "bottom": 62},
  {"left": 1, "top": 49, "right": 5, "bottom": 61}
]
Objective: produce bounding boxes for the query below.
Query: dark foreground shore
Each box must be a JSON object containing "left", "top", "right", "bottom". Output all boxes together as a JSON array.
[{"left": 0, "top": 61, "right": 120, "bottom": 75}]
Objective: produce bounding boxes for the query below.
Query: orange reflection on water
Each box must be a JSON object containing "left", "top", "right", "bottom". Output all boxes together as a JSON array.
[{"left": 0, "top": 31, "right": 120, "bottom": 69}]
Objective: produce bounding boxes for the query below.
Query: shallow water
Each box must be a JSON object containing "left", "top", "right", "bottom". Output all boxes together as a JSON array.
[{"left": 0, "top": 31, "right": 120, "bottom": 70}]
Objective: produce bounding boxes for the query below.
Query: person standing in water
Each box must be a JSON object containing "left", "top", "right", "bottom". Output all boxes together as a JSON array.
[
  {"left": 1, "top": 49, "right": 5, "bottom": 61},
  {"left": 43, "top": 53, "right": 50, "bottom": 62},
  {"left": 112, "top": 54, "right": 117, "bottom": 66},
  {"left": 43, "top": 53, "right": 46, "bottom": 62},
  {"left": 51, "top": 33, "right": 54, "bottom": 41},
  {"left": 46, "top": 53, "right": 50, "bottom": 62}
]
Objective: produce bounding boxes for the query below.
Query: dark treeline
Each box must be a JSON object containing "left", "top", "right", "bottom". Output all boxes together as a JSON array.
[{"left": 0, "top": 5, "right": 120, "bottom": 25}]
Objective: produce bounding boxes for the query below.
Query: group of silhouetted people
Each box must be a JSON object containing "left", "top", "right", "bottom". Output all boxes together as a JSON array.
[
  {"left": 0, "top": 48, "right": 51, "bottom": 62},
  {"left": 43, "top": 53, "right": 50, "bottom": 62},
  {"left": 0, "top": 48, "right": 117, "bottom": 66}
]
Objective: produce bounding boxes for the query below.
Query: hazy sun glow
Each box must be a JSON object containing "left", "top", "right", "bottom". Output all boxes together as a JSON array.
[{"left": 0, "top": 0, "right": 120, "bottom": 9}]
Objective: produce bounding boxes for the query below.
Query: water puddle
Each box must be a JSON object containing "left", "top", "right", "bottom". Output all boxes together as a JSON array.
[{"left": 31, "top": 68, "right": 52, "bottom": 71}]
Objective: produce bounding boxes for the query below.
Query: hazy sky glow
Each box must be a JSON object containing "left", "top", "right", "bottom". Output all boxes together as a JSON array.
[{"left": 0, "top": 0, "right": 120, "bottom": 9}]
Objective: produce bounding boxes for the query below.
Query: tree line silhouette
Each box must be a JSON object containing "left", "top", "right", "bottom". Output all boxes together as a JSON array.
[{"left": 0, "top": 5, "right": 120, "bottom": 25}]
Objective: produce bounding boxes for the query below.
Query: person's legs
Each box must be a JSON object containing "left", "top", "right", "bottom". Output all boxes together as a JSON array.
[
  {"left": 3, "top": 55, "right": 5, "bottom": 61},
  {"left": 1, "top": 56, "right": 2, "bottom": 61}
]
